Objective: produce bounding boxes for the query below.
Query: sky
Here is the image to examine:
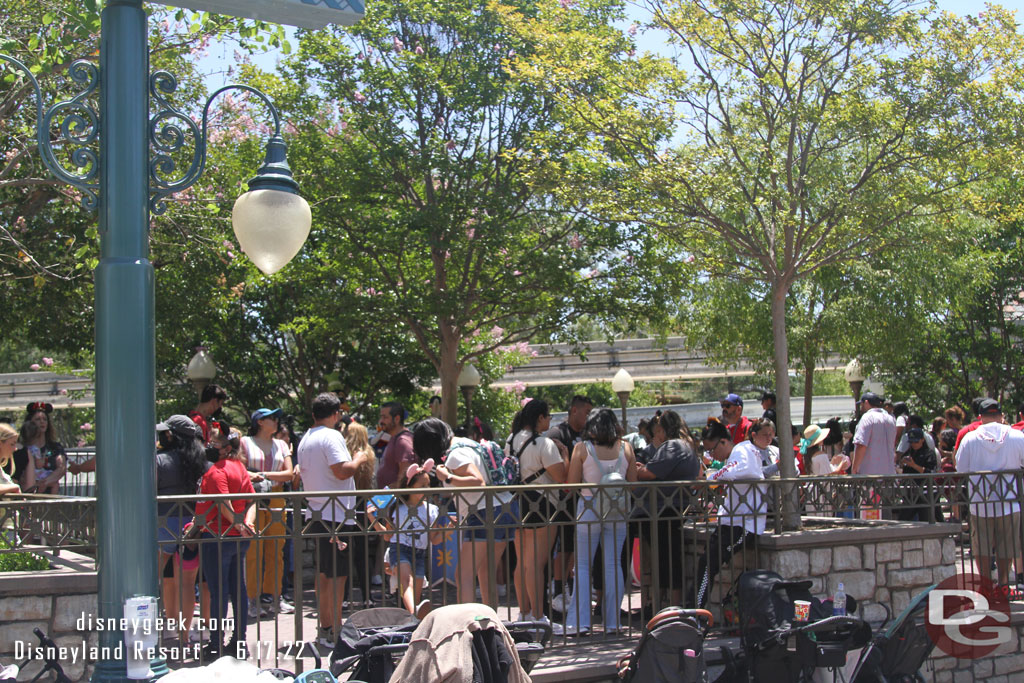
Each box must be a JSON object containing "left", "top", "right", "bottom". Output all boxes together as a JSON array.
[{"left": 201, "top": 0, "right": 1024, "bottom": 87}]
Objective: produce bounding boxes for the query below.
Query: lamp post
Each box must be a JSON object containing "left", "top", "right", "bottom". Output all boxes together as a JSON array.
[
  {"left": 458, "top": 363, "right": 482, "bottom": 425},
  {"left": 186, "top": 346, "right": 217, "bottom": 398},
  {"left": 611, "top": 368, "right": 634, "bottom": 432},
  {"left": 0, "top": 1, "right": 334, "bottom": 678},
  {"left": 844, "top": 359, "right": 866, "bottom": 418}
]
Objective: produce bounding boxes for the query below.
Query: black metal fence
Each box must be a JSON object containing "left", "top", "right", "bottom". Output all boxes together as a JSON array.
[{"left": 0, "top": 472, "right": 1018, "bottom": 672}]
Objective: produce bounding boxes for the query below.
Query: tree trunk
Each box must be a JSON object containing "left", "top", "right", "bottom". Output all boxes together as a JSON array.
[
  {"left": 802, "top": 360, "right": 814, "bottom": 427},
  {"left": 438, "top": 339, "right": 461, "bottom": 428},
  {"left": 771, "top": 279, "right": 801, "bottom": 531}
]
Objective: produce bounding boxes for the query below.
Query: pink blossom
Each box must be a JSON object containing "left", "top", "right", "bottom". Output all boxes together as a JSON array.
[
  {"left": 587, "top": 268, "right": 600, "bottom": 278},
  {"left": 507, "top": 50, "right": 516, "bottom": 58},
  {"left": 559, "top": 0, "right": 573, "bottom": 7},
  {"left": 491, "top": 325, "right": 505, "bottom": 338},
  {"left": 415, "top": 45, "right": 424, "bottom": 55},
  {"left": 59, "top": 389, "right": 68, "bottom": 396},
  {"left": 80, "top": 423, "right": 92, "bottom": 431},
  {"left": 628, "top": 23, "right": 638, "bottom": 36},
  {"left": 569, "top": 234, "right": 583, "bottom": 250},
  {"left": 521, "top": 397, "right": 533, "bottom": 407},
  {"left": 393, "top": 36, "right": 404, "bottom": 52},
  {"left": 353, "top": 91, "right": 367, "bottom": 104},
  {"left": 222, "top": 240, "right": 232, "bottom": 248},
  {"left": 357, "top": 52, "right": 365, "bottom": 60},
  {"left": 227, "top": 251, "right": 235, "bottom": 259},
  {"left": 446, "top": 140, "right": 456, "bottom": 151},
  {"left": 466, "top": 228, "right": 476, "bottom": 240},
  {"left": 512, "top": 380, "right": 526, "bottom": 395},
  {"left": 513, "top": 270, "right": 522, "bottom": 276},
  {"left": 77, "top": 439, "right": 86, "bottom": 447},
  {"left": 42, "top": 357, "right": 54, "bottom": 366},
  {"left": 30, "top": 363, "right": 40, "bottom": 371},
  {"left": 686, "top": 254, "right": 695, "bottom": 263}
]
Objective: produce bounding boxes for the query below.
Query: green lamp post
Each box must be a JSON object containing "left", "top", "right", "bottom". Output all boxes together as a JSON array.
[{"left": 1, "top": 2, "right": 360, "bottom": 680}]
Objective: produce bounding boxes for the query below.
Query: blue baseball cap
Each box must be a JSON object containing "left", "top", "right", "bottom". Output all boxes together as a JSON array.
[
  {"left": 250, "top": 408, "right": 282, "bottom": 425},
  {"left": 721, "top": 393, "right": 743, "bottom": 407}
]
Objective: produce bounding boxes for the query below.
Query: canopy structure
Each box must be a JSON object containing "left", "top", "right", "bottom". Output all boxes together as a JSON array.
[{"left": 170, "top": 0, "right": 364, "bottom": 29}]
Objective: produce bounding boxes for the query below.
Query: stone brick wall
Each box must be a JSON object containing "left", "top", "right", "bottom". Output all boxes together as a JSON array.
[{"left": 0, "top": 553, "right": 97, "bottom": 682}]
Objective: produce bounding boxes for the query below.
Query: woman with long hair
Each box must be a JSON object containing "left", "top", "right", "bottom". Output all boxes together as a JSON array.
[
  {"left": 634, "top": 411, "right": 700, "bottom": 612},
  {"left": 511, "top": 399, "right": 568, "bottom": 630},
  {"left": 155, "top": 415, "right": 209, "bottom": 641},
  {"left": 345, "top": 422, "right": 377, "bottom": 491},
  {"left": 241, "top": 408, "right": 294, "bottom": 617},
  {"left": 563, "top": 408, "right": 637, "bottom": 635},
  {"left": 345, "top": 421, "right": 377, "bottom": 608},
  {"left": 0, "top": 423, "right": 24, "bottom": 495},
  {"left": 14, "top": 402, "right": 64, "bottom": 494}
]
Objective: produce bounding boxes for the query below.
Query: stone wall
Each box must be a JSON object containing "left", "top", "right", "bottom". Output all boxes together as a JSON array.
[{"left": 0, "top": 551, "right": 97, "bottom": 682}]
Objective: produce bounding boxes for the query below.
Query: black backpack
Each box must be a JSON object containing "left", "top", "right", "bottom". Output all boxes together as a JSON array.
[{"left": 618, "top": 607, "right": 711, "bottom": 683}]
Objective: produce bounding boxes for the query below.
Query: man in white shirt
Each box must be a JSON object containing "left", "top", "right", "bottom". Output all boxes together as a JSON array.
[
  {"left": 956, "top": 399, "right": 1024, "bottom": 588},
  {"left": 298, "top": 392, "right": 368, "bottom": 646},
  {"left": 851, "top": 393, "right": 897, "bottom": 475}
]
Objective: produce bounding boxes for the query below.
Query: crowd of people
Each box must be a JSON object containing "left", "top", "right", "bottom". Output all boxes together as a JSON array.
[{"left": 4, "top": 383, "right": 1023, "bottom": 655}]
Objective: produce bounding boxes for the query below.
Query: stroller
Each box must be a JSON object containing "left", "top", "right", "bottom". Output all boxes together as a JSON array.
[
  {"left": 719, "top": 570, "right": 872, "bottom": 683},
  {"left": 617, "top": 607, "right": 714, "bottom": 683},
  {"left": 851, "top": 584, "right": 935, "bottom": 683},
  {"left": 331, "top": 605, "right": 552, "bottom": 683}
]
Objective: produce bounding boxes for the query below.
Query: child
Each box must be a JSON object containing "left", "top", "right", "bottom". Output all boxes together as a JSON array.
[{"left": 369, "top": 459, "right": 444, "bottom": 617}]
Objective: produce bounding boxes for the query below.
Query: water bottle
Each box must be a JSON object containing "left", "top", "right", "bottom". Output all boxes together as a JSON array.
[{"left": 833, "top": 582, "right": 847, "bottom": 616}]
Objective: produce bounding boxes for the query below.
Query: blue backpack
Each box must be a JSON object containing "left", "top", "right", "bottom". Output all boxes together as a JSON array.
[{"left": 474, "top": 440, "right": 521, "bottom": 487}]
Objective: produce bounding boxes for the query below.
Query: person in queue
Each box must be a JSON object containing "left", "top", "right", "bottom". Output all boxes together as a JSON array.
[
  {"left": 14, "top": 402, "right": 65, "bottom": 494},
  {"left": 194, "top": 426, "right": 256, "bottom": 659},
  {"left": 563, "top": 408, "right": 637, "bottom": 636},
  {"left": 155, "top": 415, "right": 209, "bottom": 642},
  {"left": 0, "top": 423, "right": 25, "bottom": 495},
  {"left": 429, "top": 418, "right": 518, "bottom": 607},
  {"left": 510, "top": 399, "right": 568, "bottom": 631},
  {"left": 633, "top": 410, "right": 700, "bottom": 614},
  {"left": 692, "top": 418, "right": 771, "bottom": 609}
]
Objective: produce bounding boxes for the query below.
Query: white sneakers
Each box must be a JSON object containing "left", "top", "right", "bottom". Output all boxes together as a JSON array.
[{"left": 277, "top": 598, "right": 295, "bottom": 614}]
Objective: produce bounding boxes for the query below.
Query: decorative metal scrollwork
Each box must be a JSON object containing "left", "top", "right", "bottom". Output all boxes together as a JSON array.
[
  {"left": 0, "top": 56, "right": 101, "bottom": 211},
  {"left": 148, "top": 75, "right": 283, "bottom": 215}
]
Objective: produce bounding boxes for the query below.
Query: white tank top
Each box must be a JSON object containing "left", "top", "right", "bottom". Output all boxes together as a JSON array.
[{"left": 581, "top": 441, "right": 627, "bottom": 497}]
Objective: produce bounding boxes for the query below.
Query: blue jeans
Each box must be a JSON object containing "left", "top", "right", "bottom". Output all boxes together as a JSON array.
[
  {"left": 565, "top": 501, "right": 626, "bottom": 632},
  {"left": 390, "top": 542, "right": 428, "bottom": 578},
  {"left": 201, "top": 534, "right": 250, "bottom": 647}
]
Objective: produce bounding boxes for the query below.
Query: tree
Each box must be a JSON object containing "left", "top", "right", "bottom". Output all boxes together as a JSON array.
[
  {"left": 261, "top": 0, "right": 655, "bottom": 426},
  {"left": 511, "top": 0, "right": 1024, "bottom": 526}
]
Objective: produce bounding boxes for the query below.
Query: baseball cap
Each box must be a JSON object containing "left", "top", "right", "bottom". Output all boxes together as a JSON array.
[
  {"left": 251, "top": 408, "right": 283, "bottom": 423},
  {"left": 978, "top": 398, "right": 1002, "bottom": 416},
  {"left": 156, "top": 414, "right": 201, "bottom": 439},
  {"left": 721, "top": 393, "right": 743, "bottom": 407},
  {"left": 906, "top": 427, "right": 925, "bottom": 442},
  {"left": 861, "top": 392, "right": 883, "bottom": 407}
]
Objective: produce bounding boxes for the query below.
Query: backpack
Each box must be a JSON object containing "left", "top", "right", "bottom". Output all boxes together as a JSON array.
[
  {"left": 585, "top": 441, "right": 627, "bottom": 518},
  {"left": 618, "top": 607, "right": 710, "bottom": 683},
  {"left": 473, "top": 440, "right": 520, "bottom": 487}
]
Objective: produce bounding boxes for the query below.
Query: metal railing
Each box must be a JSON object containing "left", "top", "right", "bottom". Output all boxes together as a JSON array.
[{"left": 0, "top": 472, "right": 1016, "bottom": 673}]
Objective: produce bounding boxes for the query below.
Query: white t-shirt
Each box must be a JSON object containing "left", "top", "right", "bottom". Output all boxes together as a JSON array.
[
  {"left": 709, "top": 440, "right": 767, "bottom": 535},
  {"left": 444, "top": 437, "right": 513, "bottom": 519},
  {"left": 298, "top": 425, "right": 355, "bottom": 523},
  {"left": 956, "top": 423, "right": 1024, "bottom": 517},
  {"left": 896, "top": 431, "right": 935, "bottom": 454},
  {"left": 510, "top": 430, "right": 563, "bottom": 501},
  {"left": 391, "top": 501, "right": 440, "bottom": 550}
]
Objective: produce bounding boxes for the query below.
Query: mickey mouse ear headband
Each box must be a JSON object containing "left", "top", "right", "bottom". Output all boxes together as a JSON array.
[
  {"left": 26, "top": 402, "right": 53, "bottom": 415},
  {"left": 406, "top": 458, "right": 435, "bottom": 481}
]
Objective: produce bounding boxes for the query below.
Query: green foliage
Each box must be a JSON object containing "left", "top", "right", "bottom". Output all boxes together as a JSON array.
[{"left": 0, "top": 535, "right": 50, "bottom": 573}]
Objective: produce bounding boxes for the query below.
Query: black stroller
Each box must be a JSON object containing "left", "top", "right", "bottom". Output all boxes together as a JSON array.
[
  {"left": 718, "top": 570, "right": 872, "bottom": 683},
  {"left": 617, "top": 607, "right": 714, "bottom": 683},
  {"left": 330, "top": 605, "right": 552, "bottom": 683},
  {"left": 851, "top": 584, "right": 935, "bottom": 683}
]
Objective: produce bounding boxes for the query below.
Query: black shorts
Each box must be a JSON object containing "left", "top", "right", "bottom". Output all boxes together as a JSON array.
[
  {"left": 551, "top": 493, "right": 576, "bottom": 554},
  {"left": 309, "top": 520, "right": 354, "bottom": 578},
  {"left": 520, "top": 490, "right": 555, "bottom": 527}
]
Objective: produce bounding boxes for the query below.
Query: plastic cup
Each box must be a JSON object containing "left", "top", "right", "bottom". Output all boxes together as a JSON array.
[{"left": 793, "top": 600, "right": 811, "bottom": 622}]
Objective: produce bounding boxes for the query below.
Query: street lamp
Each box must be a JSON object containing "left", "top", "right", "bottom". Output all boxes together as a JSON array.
[
  {"left": 458, "top": 363, "right": 482, "bottom": 425},
  {"left": 611, "top": 367, "right": 634, "bottom": 431},
  {"left": 0, "top": 1, "right": 330, "bottom": 678},
  {"left": 186, "top": 346, "right": 217, "bottom": 397},
  {"left": 844, "top": 358, "right": 866, "bottom": 418}
]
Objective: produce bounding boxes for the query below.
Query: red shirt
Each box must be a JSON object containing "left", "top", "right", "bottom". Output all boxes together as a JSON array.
[
  {"left": 195, "top": 458, "right": 254, "bottom": 535},
  {"left": 1012, "top": 420, "right": 1024, "bottom": 431},
  {"left": 954, "top": 420, "right": 982, "bottom": 453},
  {"left": 188, "top": 410, "right": 220, "bottom": 443},
  {"left": 727, "top": 416, "right": 753, "bottom": 444}
]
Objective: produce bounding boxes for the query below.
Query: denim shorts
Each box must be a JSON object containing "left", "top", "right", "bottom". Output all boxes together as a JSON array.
[
  {"left": 389, "top": 542, "right": 428, "bottom": 577},
  {"left": 157, "top": 515, "right": 186, "bottom": 555},
  {"left": 462, "top": 501, "right": 518, "bottom": 542}
]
